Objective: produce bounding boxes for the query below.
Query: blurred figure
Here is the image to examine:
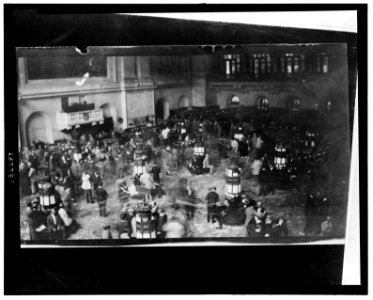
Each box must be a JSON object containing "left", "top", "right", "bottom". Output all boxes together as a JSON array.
[
  {"left": 81, "top": 171, "right": 93, "bottom": 204},
  {"left": 150, "top": 160, "right": 161, "bottom": 184},
  {"left": 271, "top": 213, "right": 289, "bottom": 237},
  {"left": 96, "top": 182, "right": 108, "bottom": 217},
  {"left": 27, "top": 200, "right": 48, "bottom": 240},
  {"left": 243, "top": 200, "right": 265, "bottom": 236},
  {"left": 156, "top": 208, "right": 168, "bottom": 238},
  {"left": 185, "top": 181, "right": 197, "bottom": 220},
  {"left": 27, "top": 161, "right": 37, "bottom": 195},
  {"left": 320, "top": 216, "right": 333, "bottom": 236},
  {"left": 140, "top": 169, "right": 155, "bottom": 202},
  {"left": 231, "top": 139, "right": 239, "bottom": 153},
  {"left": 206, "top": 187, "right": 219, "bottom": 223},
  {"left": 263, "top": 214, "right": 274, "bottom": 237},
  {"left": 163, "top": 216, "right": 185, "bottom": 238},
  {"left": 116, "top": 212, "right": 131, "bottom": 239},
  {"left": 203, "top": 154, "right": 214, "bottom": 174},
  {"left": 101, "top": 224, "right": 113, "bottom": 239},
  {"left": 91, "top": 170, "right": 101, "bottom": 200},
  {"left": 19, "top": 162, "right": 31, "bottom": 198},
  {"left": 47, "top": 207, "right": 64, "bottom": 241}
]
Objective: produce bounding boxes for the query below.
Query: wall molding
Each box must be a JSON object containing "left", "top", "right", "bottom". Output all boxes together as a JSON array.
[{"left": 18, "top": 85, "right": 159, "bottom": 100}]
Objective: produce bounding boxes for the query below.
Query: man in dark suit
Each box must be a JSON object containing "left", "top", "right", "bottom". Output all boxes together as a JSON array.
[
  {"left": 206, "top": 187, "right": 219, "bottom": 223},
  {"left": 47, "top": 207, "right": 64, "bottom": 241},
  {"left": 95, "top": 182, "right": 108, "bottom": 217}
]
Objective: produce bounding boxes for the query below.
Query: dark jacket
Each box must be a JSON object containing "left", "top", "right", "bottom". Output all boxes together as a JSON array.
[
  {"left": 157, "top": 214, "right": 168, "bottom": 234},
  {"left": 92, "top": 174, "right": 101, "bottom": 190},
  {"left": 28, "top": 210, "right": 48, "bottom": 240},
  {"left": 206, "top": 191, "right": 219, "bottom": 208},
  {"left": 95, "top": 187, "right": 108, "bottom": 204},
  {"left": 151, "top": 165, "right": 161, "bottom": 183}
]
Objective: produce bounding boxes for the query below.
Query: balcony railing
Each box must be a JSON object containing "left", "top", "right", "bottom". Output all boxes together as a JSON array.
[{"left": 56, "top": 108, "right": 104, "bottom": 130}]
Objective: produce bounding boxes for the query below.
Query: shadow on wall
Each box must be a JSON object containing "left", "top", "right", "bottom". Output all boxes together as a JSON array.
[
  {"left": 155, "top": 97, "right": 170, "bottom": 121},
  {"left": 100, "top": 103, "right": 117, "bottom": 132},
  {"left": 178, "top": 95, "right": 190, "bottom": 108},
  {"left": 26, "top": 111, "right": 53, "bottom": 146}
]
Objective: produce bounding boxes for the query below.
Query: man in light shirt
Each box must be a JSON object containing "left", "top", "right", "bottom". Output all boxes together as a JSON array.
[
  {"left": 81, "top": 171, "right": 93, "bottom": 203},
  {"left": 231, "top": 139, "right": 239, "bottom": 152},
  {"left": 140, "top": 169, "right": 155, "bottom": 202},
  {"left": 161, "top": 126, "right": 171, "bottom": 145},
  {"left": 203, "top": 154, "right": 214, "bottom": 174}
]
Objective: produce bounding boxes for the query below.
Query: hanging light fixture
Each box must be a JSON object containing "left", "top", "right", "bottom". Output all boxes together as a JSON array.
[
  {"left": 225, "top": 162, "right": 241, "bottom": 198},
  {"left": 305, "top": 131, "right": 317, "bottom": 148},
  {"left": 233, "top": 126, "right": 244, "bottom": 142},
  {"left": 193, "top": 142, "right": 205, "bottom": 156},
  {"left": 38, "top": 181, "right": 57, "bottom": 209},
  {"left": 135, "top": 201, "right": 156, "bottom": 239},
  {"left": 274, "top": 144, "right": 287, "bottom": 170}
]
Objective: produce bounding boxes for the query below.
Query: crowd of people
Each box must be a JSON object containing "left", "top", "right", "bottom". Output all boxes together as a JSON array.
[{"left": 19, "top": 106, "right": 342, "bottom": 241}]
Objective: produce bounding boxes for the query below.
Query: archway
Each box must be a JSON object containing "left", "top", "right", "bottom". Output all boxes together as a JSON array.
[
  {"left": 287, "top": 97, "right": 301, "bottom": 111},
  {"left": 227, "top": 95, "right": 240, "bottom": 107},
  {"left": 177, "top": 95, "right": 190, "bottom": 108},
  {"left": 155, "top": 97, "right": 170, "bottom": 121},
  {"left": 26, "top": 112, "right": 53, "bottom": 146},
  {"left": 100, "top": 103, "right": 117, "bottom": 132},
  {"left": 256, "top": 96, "right": 270, "bottom": 110}
]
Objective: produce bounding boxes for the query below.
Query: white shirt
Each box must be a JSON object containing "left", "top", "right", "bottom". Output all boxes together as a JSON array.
[
  {"left": 161, "top": 128, "right": 170, "bottom": 139},
  {"left": 251, "top": 159, "right": 263, "bottom": 176},
  {"left": 203, "top": 156, "right": 210, "bottom": 168},
  {"left": 140, "top": 172, "right": 155, "bottom": 189},
  {"left": 163, "top": 221, "right": 185, "bottom": 238},
  {"left": 231, "top": 140, "right": 239, "bottom": 151},
  {"left": 81, "top": 174, "right": 91, "bottom": 190}
]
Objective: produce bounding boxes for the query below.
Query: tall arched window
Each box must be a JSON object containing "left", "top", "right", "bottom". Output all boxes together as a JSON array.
[
  {"left": 224, "top": 54, "right": 241, "bottom": 79},
  {"left": 256, "top": 96, "right": 270, "bottom": 111}
]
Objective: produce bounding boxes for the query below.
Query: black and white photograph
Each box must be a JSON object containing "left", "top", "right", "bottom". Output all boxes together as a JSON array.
[
  {"left": 17, "top": 43, "right": 352, "bottom": 243},
  {"left": 3, "top": 4, "right": 367, "bottom": 295}
]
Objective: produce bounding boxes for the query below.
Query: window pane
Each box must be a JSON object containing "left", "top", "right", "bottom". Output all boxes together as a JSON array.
[
  {"left": 231, "top": 60, "right": 236, "bottom": 75},
  {"left": 279, "top": 56, "right": 285, "bottom": 73},
  {"left": 322, "top": 54, "right": 328, "bottom": 73},
  {"left": 286, "top": 57, "right": 293, "bottom": 76},
  {"left": 260, "top": 55, "right": 266, "bottom": 74},
  {"left": 300, "top": 54, "right": 306, "bottom": 72},
  {"left": 315, "top": 55, "right": 321, "bottom": 72},
  {"left": 27, "top": 56, "right": 107, "bottom": 80},
  {"left": 266, "top": 54, "right": 271, "bottom": 73},
  {"left": 254, "top": 57, "right": 260, "bottom": 78},
  {"left": 272, "top": 55, "right": 278, "bottom": 73},
  {"left": 236, "top": 55, "right": 241, "bottom": 73},
  {"left": 226, "top": 60, "right": 231, "bottom": 78},
  {"left": 294, "top": 57, "right": 299, "bottom": 73}
]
